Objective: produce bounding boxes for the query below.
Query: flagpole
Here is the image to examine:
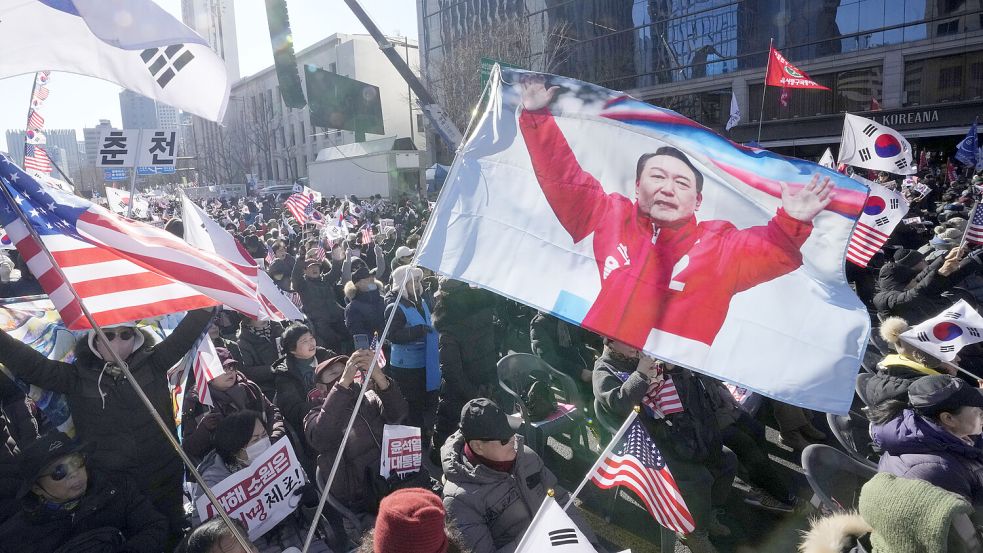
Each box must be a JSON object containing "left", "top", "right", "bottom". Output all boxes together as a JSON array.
[
  {"left": 47, "top": 156, "right": 79, "bottom": 191},
  {"left": 301, "top": 265, "right": 415, "bottom": 553},
  {"left": 22, "top": 73, "right": 42, "bottom": 163},
  {"left": 563, "top": 407, "right": 640, "bottom": 512},
  {"left": 756, "top": 38, "right": 773, "bottom": 145},
  {"left": 0, "top": 180, "right": 253, "bottom": 552}
]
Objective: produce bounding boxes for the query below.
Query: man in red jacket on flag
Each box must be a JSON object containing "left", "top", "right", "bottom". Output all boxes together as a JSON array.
[{"left": 518, "top": 76, "right": 835, "bottom": 357}]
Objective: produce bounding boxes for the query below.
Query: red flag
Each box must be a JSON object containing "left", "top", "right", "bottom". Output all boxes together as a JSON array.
[
  {"left": 870, "top": 97, "right": 881, "bottom": 111},
  {"left": 765, "top": 45, "right": 830, "bottom": 90}
]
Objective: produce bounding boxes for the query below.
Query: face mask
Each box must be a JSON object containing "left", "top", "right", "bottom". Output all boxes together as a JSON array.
[
  {"left": 364, "top": 283, "right": 378, "bottom": 291},
  {"left": 243, "top": 437, "right": 271, "bottom": 464}
]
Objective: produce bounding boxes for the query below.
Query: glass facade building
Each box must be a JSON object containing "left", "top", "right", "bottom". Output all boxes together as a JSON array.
[{"left": 418, "top": 0, "right": 983, "bottom": 156}]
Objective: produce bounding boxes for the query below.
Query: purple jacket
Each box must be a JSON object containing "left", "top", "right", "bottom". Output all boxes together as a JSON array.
[{"left": 873, "top": 409, "right": 983, "bottom": 506}]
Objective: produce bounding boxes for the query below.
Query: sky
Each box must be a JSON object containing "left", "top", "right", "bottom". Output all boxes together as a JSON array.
[{"left": 0, "top": 0, "right": 419, "bottom": 152}]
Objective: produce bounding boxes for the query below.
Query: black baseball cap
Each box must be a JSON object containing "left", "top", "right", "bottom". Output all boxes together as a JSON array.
[
  {"left": 16, "top": 432, "right": 91, "bottom": 498},
  {"left": 908, "top": 375, "right": 983, "bottom": 416},
  {"left": 460, "top": 398, "right": 522, "bottom": 442}
]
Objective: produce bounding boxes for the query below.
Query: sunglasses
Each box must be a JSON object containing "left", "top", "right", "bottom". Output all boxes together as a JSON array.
[
  {"left": 103, "top": 329, "right": 135, "bottom": 341},
  {"left": 42, "top": 453, "right": 86, "bottom": 481}
]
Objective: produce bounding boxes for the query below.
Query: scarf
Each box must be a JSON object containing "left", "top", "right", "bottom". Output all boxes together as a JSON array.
[{"left": 463, "top": 442, "right": 515, "bottom": 473}]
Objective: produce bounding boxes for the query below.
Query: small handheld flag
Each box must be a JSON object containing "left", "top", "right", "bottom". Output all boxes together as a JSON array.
[{"left": 901, "top": 300, "right": 983, "bottom": 362}]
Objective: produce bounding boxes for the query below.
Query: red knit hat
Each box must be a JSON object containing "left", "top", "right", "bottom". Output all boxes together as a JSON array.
[{"left": 374, "top": 488, "right": 448, "bottom": 553}]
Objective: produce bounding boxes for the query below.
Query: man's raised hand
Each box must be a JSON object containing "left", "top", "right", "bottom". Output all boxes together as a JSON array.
[
  {"left": 519, "top": 74, "right": 559, "bottom": 112},
  {"left": 780, "top": 174, "right": 836, "bottom": 222}
]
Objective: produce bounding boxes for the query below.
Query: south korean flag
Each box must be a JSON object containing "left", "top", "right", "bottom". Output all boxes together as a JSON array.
[
  {"left": 845, "top": 174, "right": 909, "bottom": 268},
  {"left": 514, "top": 496, "right": 598, "bottom": 553},
  {"left": 838, "top": 113, "right": 915, "bottom": 175},
  {"left": 901, "top": 299, "right": 983, "bottom": 362}
]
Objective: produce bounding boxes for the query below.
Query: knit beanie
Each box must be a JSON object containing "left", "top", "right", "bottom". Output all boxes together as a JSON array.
[{"left": 373, "top": 488, "right": 448, "bottom": 553}]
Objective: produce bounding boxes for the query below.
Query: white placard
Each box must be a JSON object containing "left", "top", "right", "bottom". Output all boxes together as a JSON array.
[
  {"left": 380, "top": 424, "right": 422, "bottom": 479},
  {"left": 96, "top": 129, "right": 139, "bottom": 168},
  {"left": 195, "top": 437, "right": 307, "bottom": 540},
  {"left": 136, "top": 129, "right": 178, "bottom": 167}
]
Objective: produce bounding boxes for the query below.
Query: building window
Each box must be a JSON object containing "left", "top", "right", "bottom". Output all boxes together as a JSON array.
[
  {"left": 290, "top": 123, "right": 296, "bottom": 147},
  {"left": 905, "top": 52, "right": 983, "bottom": 106},
  {"left": 416, "top": 114, "right": 424, "bottom": 129},
  {"left": 649, "top": 91, "right": 728, "bottom": 127},
  {"left": 936, "top": 20, "right": 959, "bottom": 36},
  {"left": 300, "top": 121, "right": 306, "bottom": 144}
]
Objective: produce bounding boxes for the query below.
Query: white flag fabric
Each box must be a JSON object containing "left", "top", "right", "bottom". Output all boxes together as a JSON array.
[
  {"left": 725, "top": 93, "right": 740, "bottom": 131},
  {"left": 180, "top": 193, "right": 304, "bottom": 321},
  {"left": 819, "top": 148, "right": 835, "bottom": 169},
  {"left": 0, "top": 0, "right": 229, "bottom": 122},
  {"left": 846, "top": 175, "right": 909, "bottom": 268},
  {"left": 838, "top": 113, "right": 915, "bottom": 175},
  {"left": 514, "top": 496, "right": 597, "bottom": 553},
  {"left": 419, "top": 68, "right": 871, "bottom": 414},
  {"left": 104, "top": 186, "right": 148, "bottom": 219},
  {"left": 901, "top": 300, "right": 983, "bottom": 362}
]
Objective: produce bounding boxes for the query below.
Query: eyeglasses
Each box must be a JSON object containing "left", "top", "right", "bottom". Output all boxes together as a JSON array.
[
  {"left": 41, "top": 453, "right": 86, "bottom": 481},
  {"left": 103, "top": 329, "right": 135, "bottom": 341}
]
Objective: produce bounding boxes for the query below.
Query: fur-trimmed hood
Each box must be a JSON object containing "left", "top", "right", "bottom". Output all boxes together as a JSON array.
[{"left": 800, "top": 513, "right": 871, "bottom": 553}]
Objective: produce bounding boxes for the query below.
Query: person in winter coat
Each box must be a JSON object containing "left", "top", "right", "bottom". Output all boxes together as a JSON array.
[
  {"left": 271, "top": 324, "right": 337, "bottom": 439},
  {"left": 441, "top": 398, "right": 602, "bottom": 553},
  {"left": 593, "top": 339, "right": 735, "bottom": 553},
  {"left": 345, "top": 259, "right": 386, "bottom": 339},
  {"left": 192, "top": 411, "right": 330, "bottom": 553},
  {"left": 292, "top": 250, "right": 350, "bottom": 353},
  {"left": 873, "top": 247, "right": 977, "bottom": 322},
  {"left": 384, "top": 265, "right": 440, "bottom": 431},
  {"left": 182, "top": 348, "right": 285, "bottom": 462},
  {"left": 267, "top": 240, "right": 294, "bottom": 292},
  {"left": 0, "top": 308, "right": 212, "bottom": 545},
  {"left": 236, "top": 318, "right": 284, "bottom": 398},
  {"left": 178, "top": 518, "right": 260, "bottom": 553},
  {"left": 875, "top": 316, "right": 950, "bottom": 378},
  {"left": 873, "top": 374, "right": 983, "bottom": 512},
  {"left": 304, "top": 350, "right": 408, "bottom": 518},
  {"left": 431, "top": 279, "right": 499, "bottom": 457},
  {"left": 0, "top": 432, "right": 167, "bottom": 553},
  {"left": 530, "top": 311, "right": 601, "bottom": 401}
]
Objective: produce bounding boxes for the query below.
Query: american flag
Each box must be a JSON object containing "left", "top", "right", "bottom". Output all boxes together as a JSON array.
[
  {"left": 27, "top": 110, "right": 44, "bottom": 131},
  {"left": 314, "top": 241, "right": 326, "bottom": 262},
  {"left": 846, "top": 176, "right": 909, "bottom": 267},
  {"left": 370, "top": 331, "right": 387, "bottom": 368},
  {"left": 0, "top": 154, "right": 263, "bottom": 329},
  {"left": 361, "top": 225, "right": 374, "bottom": 245},
  {"left": 264, "top": 244, "right": 275, "bottom": 266},
  {"left": 23, "top": 145, "right": 51, "bottom": 173},
  {"left": 284, "top": 193, "right": 313, "bottom": 225},
  {"left": 966, "top": 203, "right": 983, "bottom": 245},
  {"left": 32, "top": 86, "right": 49, "bottom": 102},
  {"left": 590, "top": 412, "right": 694, "bottom": 533},
  {"left": 188, "top": 327, "right": 223, "bottom": 407},
  {"left": 642, "top": 374, "right": 683, "bottom": 418}
]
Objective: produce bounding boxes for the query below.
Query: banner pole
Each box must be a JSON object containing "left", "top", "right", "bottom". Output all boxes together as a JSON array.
[
  {"left": 22, "top": 72, "right": 42, "bottom": 163},
  {"left": 756, "top": 38, "right": 773, "bottom": 145},
  {"left": 563, "top": 408, "right": 639, "bottom": 511},
  {"left": 0, "top": 178, "right": 253, "bottom": 551},
  {"left": 301, "top": 266, "right": 413, "bottom": 553},
  {"left": 125, "top": 168, "right": 139, "bottom": 218}
]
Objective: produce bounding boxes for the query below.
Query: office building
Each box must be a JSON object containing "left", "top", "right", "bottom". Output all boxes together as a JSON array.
[{"left": 181, "top": 0, "right": 240, "bottom": 82}]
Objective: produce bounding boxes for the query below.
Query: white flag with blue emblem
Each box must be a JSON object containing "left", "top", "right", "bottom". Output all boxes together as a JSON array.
[
  {"left": 0, "top": 0, "right": 229, "bottom": 122},
  {"left": 900, "top": 299, "right": 983, "bottom": 362}
]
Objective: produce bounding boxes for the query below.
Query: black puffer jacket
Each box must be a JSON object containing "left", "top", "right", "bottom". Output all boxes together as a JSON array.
[
  {"left": 593, "top": 350, "right": 723, "bottom": 462},
  {"left": 0, "top": 309, "right": 211, "bottom": 481},
  {"left": 292, "top": 258, "right": 349, "bottom": 352},
  {"left": 236, "top": 323, "right": 283, "bottom": 397},
  {"left": 0, "top": 472, "right": 167, "bottom": 553},
  {"left": 271, "top": 347, "right": 336, "bottom": 435},
  {"left": 432, "top": 286, "right": 499, "bottom": 403},
  {"left": 873, "top": 254, "right": 982, "bottom": 321}
]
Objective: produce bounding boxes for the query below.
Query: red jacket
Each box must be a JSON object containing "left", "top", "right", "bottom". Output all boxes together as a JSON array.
[{"left": 519, "top": 109, "right": 812, "bottom": 348}]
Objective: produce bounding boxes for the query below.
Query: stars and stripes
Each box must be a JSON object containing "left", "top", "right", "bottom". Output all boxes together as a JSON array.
[
  {"left": 590, "top": 412, "right": 695, "bottom": 534},
  {"left": 23, "top": 145, "right": 51, "bottom": 173},
  {"left": 27, "top": 110, "right": 44, "bottom": 131},
  {"left": 32, "top": 86, "right": 49, "bottom": 102},
  {"left": 0, "top": 154, "right": 264, "bottom": 329},
  {"left": 642, "top": 374, "right": 683, "bottom": 418},
  {"left": 264, "top": 244, "right": 275, "bottom": 266},
  {"left": 846, "top": 175, "right": 909, "bottom": 267},
  {"left": 966, "top": 204, "right": 983, "bottom": 246},
  {"left": 284, "top": 193, "right": 313, "bottom": 225},
  {"left": 189, "top": 328, "right": 223, "bottom": 407}
]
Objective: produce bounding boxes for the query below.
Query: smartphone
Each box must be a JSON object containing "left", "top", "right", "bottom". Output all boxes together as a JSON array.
[{"left": 353, "top": 334, "right": 370, "bottom": 350}]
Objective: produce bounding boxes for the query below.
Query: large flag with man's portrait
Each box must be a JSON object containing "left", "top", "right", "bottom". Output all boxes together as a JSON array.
[{"left": 418, "top": 67, "right": 872, "bottom": 414}]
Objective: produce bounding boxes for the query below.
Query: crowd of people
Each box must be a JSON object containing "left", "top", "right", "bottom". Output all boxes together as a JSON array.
[{"left": 0, "top": 153, "right": 981, "bottom": 553}]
